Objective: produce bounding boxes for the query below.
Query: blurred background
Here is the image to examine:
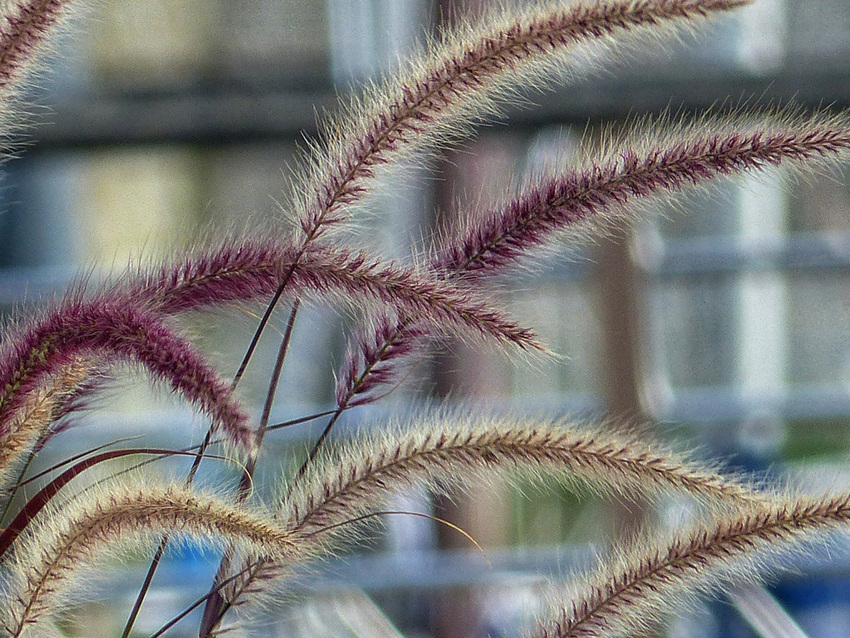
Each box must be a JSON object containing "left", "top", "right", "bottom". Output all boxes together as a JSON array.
[{"left": 2, "top": 0, "right": 850, "bottom": 636}]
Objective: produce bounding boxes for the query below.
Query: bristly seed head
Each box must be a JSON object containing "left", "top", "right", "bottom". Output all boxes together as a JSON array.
[
  {"left": 293, "top": 0, "right": 752, "bottom": 243},
  {"left": 436, "top": 110, "right": 850, "bottom": 276},
  {"left": 128, "top": 236, "right": 542, "bottom": 351},
  {"left": 0, "top": 293, "right": 255, "bottom": 457}
]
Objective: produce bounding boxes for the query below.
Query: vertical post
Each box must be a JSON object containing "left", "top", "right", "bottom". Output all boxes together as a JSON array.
[
  {"left": 429, "top": 138, "right": 515, "bottom": 638},
  {"left": 599, "top": 231, "right": 648, "bottom": 537}
]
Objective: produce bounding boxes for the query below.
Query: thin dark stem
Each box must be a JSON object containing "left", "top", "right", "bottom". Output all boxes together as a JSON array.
[
  {"left": 284, "top": 332, "right": 408, "bottom": 493},
  {"left": 231, "top": 287, "right": 286, "bottom": 390},
  {"left": 149, "top": 567, "right": 255, "bottom": 638},
  {"left": 263, "top": 367, "right": 416, "bottom": 433},
  {"left": 285, "top": 325, "right": 395, "bottom": 494},
  {"left": 121, "top": 538, "right": 167, "bottom": 638},
  {"left": 16, "top": 435, "right": 144, "bottom": 488},
  {"left": 121, "top": 428, "right": 213, "bottom": 638},
  {"left": 230, "top": 258, "right": 300, "bottom": 390},
  {"left": 266, "top": 407, "right": 339, "bottom": 431},
  {"left": 0, "top": 446, "right": 37, "bottom": 524},
  {"left": 290, "top": 407, "right": 343, "bottom": 490},
  {"left": 245, "top": 299, "right": 300, "bottom": 486},
  {"left": 157, "top": 507, "right": 485, "bottom": 637},
  {"left": 279, "top": 323, "right": 423, "bottom": 505},
  {"left": 200, "top": 301, "right": 299, "bottom": 637},
  {"left": 124, "top": 277, "right": 303, "bottom": 637}
]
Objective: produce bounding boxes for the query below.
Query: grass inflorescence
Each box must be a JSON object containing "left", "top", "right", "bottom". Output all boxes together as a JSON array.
[{"left": 0, "top": 1, "right": 849, "bottom": 637}]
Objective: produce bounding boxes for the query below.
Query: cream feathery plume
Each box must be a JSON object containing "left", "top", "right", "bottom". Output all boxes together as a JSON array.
[
  {"left": 283, "top": 417, "right": 758, "bottom": 543},
  {"left": 533, "top": 491, "right": 850, "bottom": 638},
  {"left": 0, "top": 482, "right": 297, "bottom": 637},
  {"left": 207, "top": 415, "right": 759, "bottom": 627},
  {"left": 0, "top": 0, "right": 72, "bottom": 92},
  {"left": 0, "top": 357, "right": 91, "bottom": 489},
  {"left": 293, "top": 0, "right": 751, "bottom": 240}
]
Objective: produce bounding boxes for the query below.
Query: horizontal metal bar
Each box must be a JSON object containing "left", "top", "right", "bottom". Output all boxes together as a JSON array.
[
  {"left": 649, "top": 384, "right": 850, "bottom": 424},
  {"left": 636, "top": 233, "right": 850, "bottom": 276},
  {"left": 20, "top": 89, "right": 337, "bottom": 149}
]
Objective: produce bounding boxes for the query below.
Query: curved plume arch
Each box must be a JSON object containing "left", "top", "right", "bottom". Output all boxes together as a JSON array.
[
  {"left": 282, "top": 415, "right": 760, "bottom": 541},
  {"left": 337, "top": 107, "right": 850, "bottom": 411},
  {"left": 531, "top": 490, "right": 850, "bottom": 638},
  {"left": 292, "top": 0, "right": 752, "bottom": 240},
  {"left": 127, "top": 236, "right": 541, "bottom": 351},
  {"left": 213, "top": 414, "right": 761, "bottom": 618},
  {"left": 0, "top": 481, "right": 297, "bottom": 637},
  {"left": 0, "top": 292, "right": 254, "bottom": 482},
  {"left": 437, "top": 107, "right": 850, "bottom": 276}
]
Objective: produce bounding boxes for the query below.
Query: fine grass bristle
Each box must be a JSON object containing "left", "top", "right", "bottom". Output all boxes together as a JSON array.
[
  {"left": 437, "top": 108, "right": 850, "bottom": 275},
  {"left": 0, "top": 294, "right": 255, "bottom": 460},
  {"left": 4, "top": 1, "right": 850, "bottom": 637},
  {"left": 283, "top": 416, "right": 760, "bottom": 539},
  {"left": 0, "top": 482, "right": 296, "bottom": 637},
  {"left": 292, "top": 0, "right": 752, "bottom": 241},
  {"left": 534, "top": 490, "right": 850, "bottom": 638},
  {"left": 128, "top": 237, "right": 543, "bottom": 351},
  {"left": 209, "top": 416, "right": 760, "bottom": 617}
]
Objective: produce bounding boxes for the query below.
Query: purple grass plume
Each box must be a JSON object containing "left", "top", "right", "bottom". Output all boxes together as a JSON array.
[
  {"left": 0, "top": 0, "right": 71, "bottom": 95},
  {"left": 129, "top": 236, "right": 541, "bottom": 350},
  {"left": 437, "top": 110, "right": 850, "bottom": 276},
  {"left": 338, "top": 109, "right": 850, "bottom": 410},
  {"left": 0, "top": 293, "right": 254, "bottom": 458},
  {"left": 7, "top": 1, "right": 850, "bottom": 638}
]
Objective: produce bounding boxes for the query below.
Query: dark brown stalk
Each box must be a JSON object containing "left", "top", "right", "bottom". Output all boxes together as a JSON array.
[{"left": 197, "top": 301, "right": 300, "bottom": 637}]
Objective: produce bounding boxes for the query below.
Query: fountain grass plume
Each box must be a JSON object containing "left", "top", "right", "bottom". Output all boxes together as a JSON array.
[
  {"left": 340, "top": 108, "right": 850, "bottom": 413},
  {"left": 264, "top": 0, "right": 756, "bottom": 422},
  {"left": 129, "top": 236, "right": 543, "bottom": 351},
  {"left": 0, "top": 481, "right": 297, "bottom": 637},
  {"left": 436, "top": 108, "right": 850, "bottom": 276},
  {"left": 292, "top": 0, "right": 752, "bottom": 242},
  {"left": 282, "top": 414, "right": 760, "bottom": 540},
  {"left": 0, "top": 291, "right": 255, "bottom": 471},
  {"left": 14, "top": 234, "right": 544, "bottom": 474},
  {"left": 0, "top": 0, "right": 72, "bottom": 95},
  {"left": 336, "top": 311, "right": 427, "bottom": 409},
  {"left": 531, "top": 489, "right": 850, "bottom": 638},
  {"left": 215, "top": 413, "right": 761, "bottom": 617},
  {"left": 0, "top": 0, "right": 75, "bottom": 146},
  {"left": 3, "top": 1, "right": 850, "bottom": 637}
]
